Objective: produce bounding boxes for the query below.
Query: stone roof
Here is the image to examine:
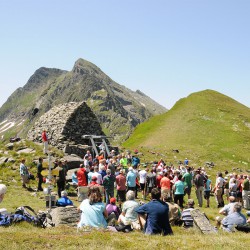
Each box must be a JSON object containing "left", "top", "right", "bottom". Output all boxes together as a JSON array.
[{"left": 27, "top": 102, "right": 105, "bottom": 149}]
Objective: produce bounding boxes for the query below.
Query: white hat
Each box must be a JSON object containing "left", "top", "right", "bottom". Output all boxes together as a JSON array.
[{"left": 61, "top": 190, "right": 68, "bottom": 197}]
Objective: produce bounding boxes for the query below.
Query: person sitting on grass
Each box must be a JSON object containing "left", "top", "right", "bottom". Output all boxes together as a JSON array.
[
  {"left": 135, "top": 188, "right": 173, "bottom": 235},
  {"left": 117, "top": 190, "right": 140, "bottom": 231},
  {"left": 106, "top": 197, "right": 121, "bottom": 220},
  {"left": 56, "top": 190, "right": 73, "bottom": 207},
  {"left": 181, "top": 199, "right": 195, "bottom": 228},
  {"left": 221, "top": 202, "right": 246, "bottom": 232},
  {"left": 78, "top": 186, "right": 108, "bottom": 228}
]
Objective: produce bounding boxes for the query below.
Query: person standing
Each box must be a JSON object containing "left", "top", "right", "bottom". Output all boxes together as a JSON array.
[
  {"left": 103, "top": 169, "right": 116, "bottom": 204},
  {"left": 173, "top": 175, "right": 185, "bottom": 208},
  {"left": 41, "top": 130, "right": 48, "bottom": 154},
  {"left": 116, "top": 170, "right": 127, "bottom": 206},
  {"left": 54, "top": 161, "right": 66, "bottom": 198},
  {"left": 139, "top": 168, "right": 147, "bottom": 199},
  {"left": 37, "top": 157, "right": 45, "bottom": 191},
  {"left": 204, "top": 175, "right": 212, "bottom": 208},
  {"left": 77, "top": 164, "right": 88, "bottom": 187},
  {"left": 20, "top": 158, "right": 29, "bottom": 188},
  {"left": 146, "top": 169, "right": 157, "bottom": 195},
  {"left": 126, "top": 167, "right": 137, "bottom": 191},
  {"left": 183, "top": 167, "right": 192, "bottom": 199},
  {"left": 214, "top": 172, "right": 225, "bottom": 208},
  {"left": 194, "top": 169, "right": 206, "bottom": 207},
  {"left": 241, "top": 174, "right": 250, "bottom": 210}
]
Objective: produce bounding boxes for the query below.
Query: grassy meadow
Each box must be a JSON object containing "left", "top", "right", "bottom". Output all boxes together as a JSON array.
[
  {"left": 1, "top": 89, "right": 250, "bottom": 249},
  {"left": 0, "top": 140, "right": 250, "bottom": 250}
]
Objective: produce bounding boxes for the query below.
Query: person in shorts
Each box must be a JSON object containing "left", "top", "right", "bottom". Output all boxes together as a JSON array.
[{"left": 204, "top": 175, "right": 212, "bottom": 208}]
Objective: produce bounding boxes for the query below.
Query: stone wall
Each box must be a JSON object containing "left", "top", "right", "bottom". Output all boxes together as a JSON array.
[{"left": 27, "top": 102, "right": 105, "bottom": 150}]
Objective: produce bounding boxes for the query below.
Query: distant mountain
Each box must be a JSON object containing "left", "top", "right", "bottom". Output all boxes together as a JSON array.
[
  {"left": 123, "top": 90, "right": 250, "bottom": 168},
  {"left": 0, "top": 58, "right": 167, "bottom": 143}
]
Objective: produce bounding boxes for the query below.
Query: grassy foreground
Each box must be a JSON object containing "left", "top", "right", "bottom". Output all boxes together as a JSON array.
[
  {"left": 1, "top": 180, "right": 250, "bottom": 250},
  {"left": 0, "top": 222, "right": 249, "bottom": 250}
]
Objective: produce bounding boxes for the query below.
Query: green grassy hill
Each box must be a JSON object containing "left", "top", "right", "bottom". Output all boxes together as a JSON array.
[{"left": 123, "top": 90, "right": 250, "bottom": 171}]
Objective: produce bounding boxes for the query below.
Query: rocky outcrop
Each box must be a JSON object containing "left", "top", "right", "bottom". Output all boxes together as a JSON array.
[
  {"left": 50, "top": 206, "right": 80, "bottom": 227},
  {"left": 27, "top": 102, "right": 105, "bottom": 149}
]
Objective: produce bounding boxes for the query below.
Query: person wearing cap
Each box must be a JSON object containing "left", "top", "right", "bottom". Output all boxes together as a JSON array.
[
  {"left": 106, "top": 197, "right": 121, "bottom": 219},
  {"left": 103, "top": 169, "right": 116, "bottom": 204},
  {"left": 181, "top": 199, "right": 195, "bottom": 228},
  {"left": 116, "top": 169, "right": 127, "bottom": 204},
  {"left": 56, "top": 190, "right": 73, "bottom": 207},
  {"left": 126, "top": 167, "right": 137, "bottom": 192},
  {"left": 241, "top": 174, "right": 250, "bottom": 210}
]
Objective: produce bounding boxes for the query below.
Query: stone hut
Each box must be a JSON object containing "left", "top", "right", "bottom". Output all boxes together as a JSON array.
[{"left": 27, "top": 102, "right": 105, "bottom": 150}]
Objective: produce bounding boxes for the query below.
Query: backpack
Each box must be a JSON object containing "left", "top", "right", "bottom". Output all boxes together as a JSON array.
[
  {"left": 0, "top": 213, "right": 24, "bottom": 227},
  {"left": 15, "top": 206, "right": 54, "bottom": 228}
]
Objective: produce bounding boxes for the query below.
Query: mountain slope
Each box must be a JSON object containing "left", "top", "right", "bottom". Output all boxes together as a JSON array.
[
  {"left": 0, "top": 58, "right": 167, "bottom": 143},
  {"left": 123, "top": 90, "right": 250, "bottom": 168}
]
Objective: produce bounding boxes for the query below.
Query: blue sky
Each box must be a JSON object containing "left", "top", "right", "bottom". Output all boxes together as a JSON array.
[{"left": 0, "top": 0, "right": 249, "bottom": 109}]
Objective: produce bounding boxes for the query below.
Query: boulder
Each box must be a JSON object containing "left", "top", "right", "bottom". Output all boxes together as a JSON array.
[
  {"left": 0, "top": 157, "right": 8, "bottom": 165},
  {"left": 5, "top": 143, "right": 14, "bottom": 150},
  {"left": 50, "top": 206, "right": 80, "bottom": 227},
  {"left": 63, "top": 155, "right": 84, "bottom": 170},
  {"left": 17, "top": 148, "right": 35, "bottom": 154}
]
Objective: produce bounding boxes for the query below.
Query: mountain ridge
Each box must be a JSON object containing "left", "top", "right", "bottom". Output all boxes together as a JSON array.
[{"left": 0, "top": 58, "right": 167, "bottom": 143}]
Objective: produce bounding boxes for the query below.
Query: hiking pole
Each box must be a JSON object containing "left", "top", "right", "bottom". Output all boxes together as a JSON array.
[{"left": 48, "top": 152, "right": 52, "bottom": 212}]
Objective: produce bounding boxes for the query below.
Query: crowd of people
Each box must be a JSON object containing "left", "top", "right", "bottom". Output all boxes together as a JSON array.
[{"left": 10, "top": 148, "right": 250, "bottom": 234}]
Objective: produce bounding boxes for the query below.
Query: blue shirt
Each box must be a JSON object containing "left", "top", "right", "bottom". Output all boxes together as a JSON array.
[
  {"left": 222, "top": 212, "right": 247, "bottom": 232},
  {"left": 126, "top": 171, "right": 137, "bottom": 187},
  {"left": 174, "top": 180, "right": 184, "bottom": 195},
  {"left": 56, "top": 197, "right": 73, "bottom": 207},
  {"left": 205, "top": 179, "right": 211, "bottom": 191},
  {"left": 135, "top": 200, "right": 173, "bottom": 235},
  {"left": 132, "top": 157, "right": 140, "bottom": 167},
  {"left": 78, "top": 199, "right": 107, "bottom": 228}
]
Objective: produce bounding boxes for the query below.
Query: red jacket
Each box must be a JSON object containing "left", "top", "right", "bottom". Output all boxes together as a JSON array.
[
  {"left": 77, "top": 168, "right": 87, "bottom": 186},
  {"left": 42, "top": 131, "right": 48, "bottom": 142}
]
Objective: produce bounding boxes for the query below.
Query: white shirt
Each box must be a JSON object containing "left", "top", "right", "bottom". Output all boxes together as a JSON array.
[{"left": 139, "top": 170, "right": 147, "bottom": 184}]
